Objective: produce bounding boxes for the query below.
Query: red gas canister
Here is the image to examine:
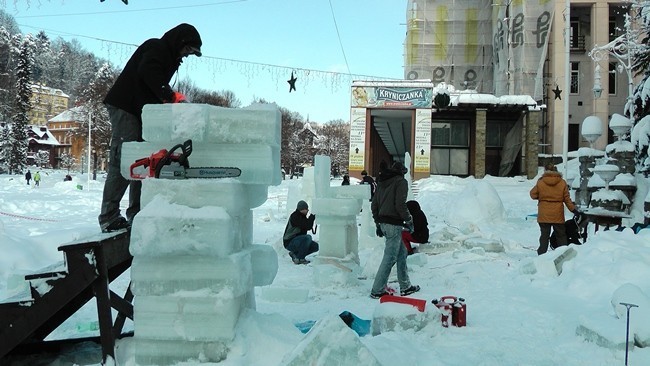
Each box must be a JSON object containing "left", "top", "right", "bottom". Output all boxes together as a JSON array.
[
  {"left": 431, "top": 298, "right": 453, "bottom": 327},
  {"left": 452, "top": 297, "right": 467, "bottom": 327},
  {"left": 434, "top": 296, "right": 466, "bottom": 327}
]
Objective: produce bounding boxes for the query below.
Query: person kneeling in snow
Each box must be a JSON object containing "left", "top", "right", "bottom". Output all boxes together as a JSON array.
[
  {"left": 283, "top": 200, "right": 319, "bottom": 264},
  {"left": 401, "top": 200, "right": 429, "bottom": 255}
]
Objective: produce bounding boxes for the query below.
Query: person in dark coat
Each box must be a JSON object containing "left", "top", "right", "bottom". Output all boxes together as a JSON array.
[
  {"left": 370, "top": 162, "right": 419, "bottom": 299},
  {"left": 25, "top": 170, "right": 31, "bottom": 185},
  {"left": 530, "top": 163, "right": 579, "bottom": 255},
  {"left": 283, "top": 200, "right": 319, "bottom": 264},
  {"left": 401, "top": 200, "right": 429, "bottom": 255},
  {"left": 98, "top": 23, "right": 202, "bottom": 233},
  {"left": 360, "top": 170, "right": 376, "bottom": 200}
]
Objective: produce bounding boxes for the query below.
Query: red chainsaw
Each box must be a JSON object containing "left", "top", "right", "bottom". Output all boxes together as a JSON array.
[{"left": 129, "top": 139, "right": 241, "bottom": 179}]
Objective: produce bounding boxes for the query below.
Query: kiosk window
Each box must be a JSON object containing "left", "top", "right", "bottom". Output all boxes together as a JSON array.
[{"left": 431, "top": 121, "right": 469, "bottom": 147}]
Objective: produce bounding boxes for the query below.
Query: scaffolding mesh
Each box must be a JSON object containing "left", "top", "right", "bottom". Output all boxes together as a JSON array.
[{"left": 405, "top": 0, "right": 555, "bottom": 101}]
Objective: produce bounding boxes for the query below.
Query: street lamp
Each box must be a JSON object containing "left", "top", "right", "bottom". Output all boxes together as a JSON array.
[
  {"left": 592, "top": 64, "right": 603, "bottom": 99},
  {"left": 588, "top": 13, "right": 636, "bottom": 117}
]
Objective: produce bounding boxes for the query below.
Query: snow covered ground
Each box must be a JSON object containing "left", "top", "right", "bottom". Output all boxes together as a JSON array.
[{"left": 2, "top": 168, "right": 650, "bottom": 365}]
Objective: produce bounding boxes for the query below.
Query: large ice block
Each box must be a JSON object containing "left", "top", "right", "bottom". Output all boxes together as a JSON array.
[
  {"left": 130, "top": 253, "right": 252, "bottom": 296},
  {"left": 330, "top": 184, "right": 371, "bottom": 200},
  {"left": 247, "top": 244, "right": 278, "bottom": 286},
  {"left": 141, "top": 179, "right": 269, "bottom": 210},
  {"left": 134, "top": 294, "right": 245, "bottom": 341},
  {"left": 121, "top": 141, "right": 281, "bottom": 185},
  {"left": 141, "top": 103, "right": 281, "bottom": 146},
  {"left": 281, "top": 315, "right": 382, "bottom": 366},
  {"left": 130, "top": 196, "right": 237, "bottom": 257},
  {"left": 134, "top": 338, "right": 229, "bottom": 365},
  {"left": 311, "top": 197, "right": 363, "bottom": 216}
]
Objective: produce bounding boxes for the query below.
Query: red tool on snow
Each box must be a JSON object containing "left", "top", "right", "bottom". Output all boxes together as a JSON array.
[
  {"left": 129, "top": 139, "right": 241, "bottom": 180},
  {"left": 379, "top": 295, "right": 427, "bottom": 312},
  {"left": 432, "top": 296, "right": 466, "bottom": 327}
]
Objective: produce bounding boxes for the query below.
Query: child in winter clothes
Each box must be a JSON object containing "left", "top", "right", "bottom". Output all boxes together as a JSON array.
[
  {"left": 530, "top": 163, "right": 579, "bottom": 255},
  {"left": 401, "top": 200, "right": 429, "bottom": 255}
]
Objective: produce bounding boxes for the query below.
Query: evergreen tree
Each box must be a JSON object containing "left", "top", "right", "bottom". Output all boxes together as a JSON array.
[
  {"left": 630, "top": 1, "right": 650, "bottom": 175},
  {"left": 0, "top": 26, "right": 16, "bottom": 121},
  {"left": 9, "top": 34, "right": 35, "bottom": 174},
  {"left": 0, "top": 123, "right": 10, "bottom": 170}
]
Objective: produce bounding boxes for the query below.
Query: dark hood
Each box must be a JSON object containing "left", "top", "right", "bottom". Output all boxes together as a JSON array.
[
  {"left": 377, "top": 168, "right": 402, "bottom": 183},
  {"left": 161, "top": 23, "right": 202, "bottom": 57}
]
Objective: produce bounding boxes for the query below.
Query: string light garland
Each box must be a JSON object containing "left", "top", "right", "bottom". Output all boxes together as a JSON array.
[{"left": 16, "top": 23, "right": 400, "bottom": 95}]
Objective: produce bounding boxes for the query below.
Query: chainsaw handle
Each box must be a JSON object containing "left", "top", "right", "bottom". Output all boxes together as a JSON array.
[
  {"left": 440, "top": 296, "right": 458, "bottom": 305},
  {"left": 130, "top": 157, "right": 151, "bottom": 179}
]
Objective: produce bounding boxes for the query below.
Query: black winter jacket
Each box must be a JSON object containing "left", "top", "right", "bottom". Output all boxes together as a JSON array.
[
  {"left": 371, "top": 169, "right": 412, "bottom": 226},
  {"left": 282, "top": 210, "right": 316, "bottom": 246},
  {"left": 104, "top": 23, "right": 202, "bottom": 118},
  {"left": 407, "top": 200, "right": 429, "bottom": 243}
]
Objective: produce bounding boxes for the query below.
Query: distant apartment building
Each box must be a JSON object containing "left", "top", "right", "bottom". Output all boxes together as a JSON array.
[
  {"left": 29, "top": 84, "right": 69, "bottom": 126},
  {"left": 47, "top": 106, "right": 87, "bottom": 170}
]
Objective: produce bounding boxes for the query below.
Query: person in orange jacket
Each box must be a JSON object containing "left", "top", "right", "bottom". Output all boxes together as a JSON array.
[{"left": 530, "top": 163, "right": 579, "bottom": 255}]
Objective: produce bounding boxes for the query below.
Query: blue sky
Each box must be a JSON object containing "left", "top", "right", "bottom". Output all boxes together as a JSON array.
[{"left": 5, "top": 0, "right": 407, "bottom": 122}]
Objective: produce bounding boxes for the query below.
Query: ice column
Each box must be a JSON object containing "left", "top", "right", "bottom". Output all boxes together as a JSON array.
[
  {"left": 123, "top": 103, "right": 281, "bottom": 365},
  {"left": 310, "top": 155, "right": 369, "bottom": 287}
]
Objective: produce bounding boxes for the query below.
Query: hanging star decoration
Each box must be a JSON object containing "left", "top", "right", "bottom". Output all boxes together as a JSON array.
[
  {"left": 287, "top": 72, "right": 297, "bottom": 93},
  {"left": 553, "top": 85, "right": 562, "bottom": 100}
]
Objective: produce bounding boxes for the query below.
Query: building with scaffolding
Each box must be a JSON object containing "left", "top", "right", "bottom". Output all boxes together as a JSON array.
[{"left": 349, "top": 0, "right": 634, "bottom": 180}]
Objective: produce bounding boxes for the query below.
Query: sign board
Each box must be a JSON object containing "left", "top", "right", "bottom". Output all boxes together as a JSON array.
[
  {"left": 351, "top": 85, "right": 433, "bottom": 109},
  {"left": 348, "top": 108, "right": 366, "bottom": 170},
  {"left": 413, "top": 109, "right": 431, "bottom": 173}
]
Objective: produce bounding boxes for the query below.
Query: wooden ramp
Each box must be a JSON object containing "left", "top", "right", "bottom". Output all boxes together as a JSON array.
[{"left": 0, "top": 230, "right": 133, "bottom": 363}]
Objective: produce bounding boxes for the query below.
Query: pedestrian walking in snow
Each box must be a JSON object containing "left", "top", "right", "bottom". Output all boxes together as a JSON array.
[
  {"left": 98, "top": 23, "right": 202, "bottom": 233},
  {"left": 25, "top": 170, "right": 31, "bottom": 185},
  {"left": 360, "top": 170, "right": 376, "bottom": 200},
  {"left": 33, "top": 171, "right": 41, "bottom": 187},
  {"left": 283, "top": 200, "right": 319, "bottom": 264},
  {"left": 530, "top": 163, "right": 579, "bottom": 255},
  {"left": 370, "top": 162, "right": 420, "bottom": 299}
]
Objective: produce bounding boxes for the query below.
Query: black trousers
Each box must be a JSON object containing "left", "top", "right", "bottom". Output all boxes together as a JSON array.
[{"left": 537, "top": 222, "right": 566, "bottom": 255}]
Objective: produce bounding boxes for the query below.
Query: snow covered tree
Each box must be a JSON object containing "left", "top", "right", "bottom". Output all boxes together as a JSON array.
[
  {"left": 34, "top": 150, "right": 50, "bottom": 168},
  {"left": 630, "top": 1, "right": 650, "bottom": 175},
  {"left": 0, "top": 123, "right": 10, "bottom": 170},
  {"left": 318, "top": 119, "right": 350, "bottom": 176},
  {"left": 0, "top": 26, "right": 16, "bottom": 121},
  {"left": 58, "top": 152, "right": 75, "bottom": 173},
  {"left": 8, "top": 33, "right": 35, "bottom": 174}
]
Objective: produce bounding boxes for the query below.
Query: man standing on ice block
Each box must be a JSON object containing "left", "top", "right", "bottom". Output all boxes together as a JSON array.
[
  {"left": 283, "top": 200, "right": 319, "bottom": 264},
  {"left": 370, "top": 162, "right": 420, "bottom": 299},
  {"left": 98, "top": 23, "right": 202, "bottom": 233}
]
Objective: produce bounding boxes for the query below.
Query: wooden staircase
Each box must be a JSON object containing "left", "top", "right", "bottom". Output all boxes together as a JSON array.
[{"left": 0, "top": 230, "right": 134, "bottom": 363}]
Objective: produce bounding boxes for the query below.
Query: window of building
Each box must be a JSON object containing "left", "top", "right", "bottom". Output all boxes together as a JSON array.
[
  {"left": 431, "top": 120, "right": 469, "bottom": 147},
  {"left": 570, "top": 62, "right": 579, "bottom": 94},
  {"left": 608, "top": 62, "right": 617, "bottom": 96},
  {"left": 486, "top": 121, "right": 515, "bottom": 148}
]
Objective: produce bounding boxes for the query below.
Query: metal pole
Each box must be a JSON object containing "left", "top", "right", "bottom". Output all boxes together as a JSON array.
[
  {"left": 562, "top": 0, "right": 570, "bottom": 177},
  {"left": 620, "top": 302, "right": 638, "bottom": 366},
  {"left": 87, "top": 111, "right": 92, "bottom": 190}
]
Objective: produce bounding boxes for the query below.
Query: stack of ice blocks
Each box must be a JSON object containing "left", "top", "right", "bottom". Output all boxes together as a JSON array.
[
  {"left": 124, "top": 103, "right": 281, "bottom": 365},
  {"left": 309, "top": 155, "right": 369, "bottom": 286}
]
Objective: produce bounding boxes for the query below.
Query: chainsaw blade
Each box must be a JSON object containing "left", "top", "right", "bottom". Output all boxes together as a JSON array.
[{"left": 157, "top": 165, "right": 241, "bottom": 179}]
